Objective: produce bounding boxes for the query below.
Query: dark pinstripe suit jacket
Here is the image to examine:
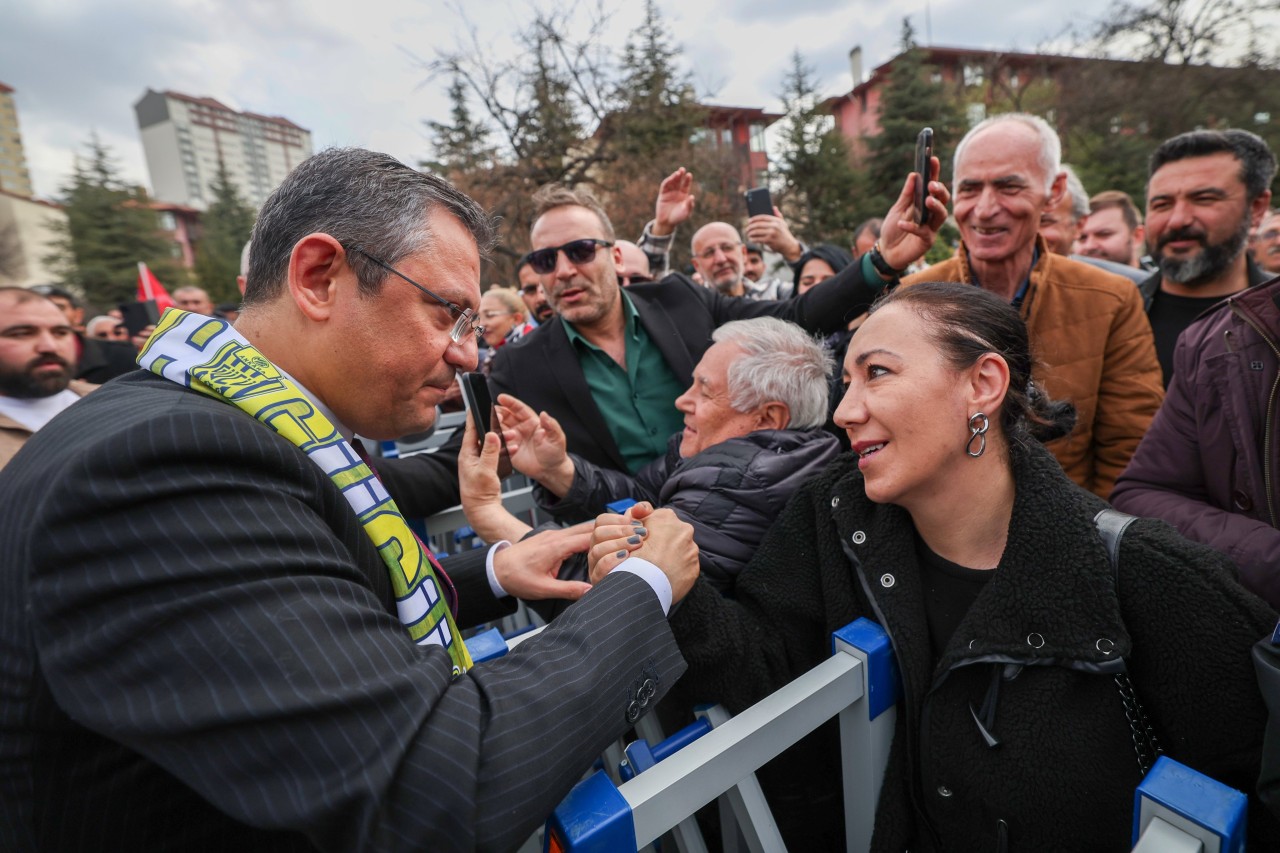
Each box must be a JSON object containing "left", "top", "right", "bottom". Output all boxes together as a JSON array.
[{"left": 0, "top": 371, "right": 684, "bottom": 852}]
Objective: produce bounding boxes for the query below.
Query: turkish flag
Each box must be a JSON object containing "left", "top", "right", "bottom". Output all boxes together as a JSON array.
[{"left": 136, "top": 262, "right": 175, "bottom": 310}]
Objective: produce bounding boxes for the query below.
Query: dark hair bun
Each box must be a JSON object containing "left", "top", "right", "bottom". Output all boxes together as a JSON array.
[{"left": 1024, "top": 380, "right": 1076, "bottom": 443}]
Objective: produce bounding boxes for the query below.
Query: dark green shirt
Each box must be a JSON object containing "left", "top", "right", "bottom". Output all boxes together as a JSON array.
[{"left": 562, "top": 292, "right": 687, "bottom": 473}]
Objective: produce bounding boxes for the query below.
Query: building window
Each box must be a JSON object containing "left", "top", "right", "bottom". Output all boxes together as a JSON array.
[
  {"left": 962, "top": 63, "right": 985, "bottom": 87},
  {"left": 966, "top": 103, "right": 986, "bottom": 127},
  {"left": 157, "top": 211, "right": 176, "bottom": 230},
  {"left": 720, "top": 127, "right": 733, "bottom": 147},
  {"left": 1257, "top": 112, "right": 1272, "bottom": 125},
  {"left": 749, "top": 123, "right": 766, "bottom": 153}
]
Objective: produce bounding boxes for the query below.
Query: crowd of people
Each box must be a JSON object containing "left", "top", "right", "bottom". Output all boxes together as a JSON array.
[{"left": 2, "top": 111, "right": 1280, "bottom": 852}]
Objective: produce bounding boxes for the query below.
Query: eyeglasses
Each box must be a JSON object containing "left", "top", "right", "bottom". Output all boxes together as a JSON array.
[
  {"left": 523, "top": 238, "right": 614, "bottom": 274},
  {"left": 695, "top": 241, "right": 742, "bottom": 261},
  {"left": 350, "top": 247, "right": 483, "bottom": 343}
]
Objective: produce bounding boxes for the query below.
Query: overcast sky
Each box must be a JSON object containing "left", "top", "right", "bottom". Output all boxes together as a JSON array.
[{"left": 2, "top": 0, "right": 1116, "bottom": 201}]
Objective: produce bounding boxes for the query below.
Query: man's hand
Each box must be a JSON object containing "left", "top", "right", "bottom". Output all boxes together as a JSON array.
[
  {"left": 744, "top": 207, "right": 804, "bottom": 262},
  {"left": 131, "top": 323, "right": 156, "bottom": 352},
  {"left": 653, "top": 168, "right": 696, "bottom": 237},
  {"left": 459, "top": 415, "right": 532, "bottom": 543},
  {"left": 496, "top": 393, "right": 576, "bottom": 497},
  {"left": 878, "top": 155, "right": 951, "bottom": 272},
  {"left": 492, "top": 525, "right": 594, "bottom": 602},
  {"left": 588, "top": 504, "right": 699, "bottom": 604}
]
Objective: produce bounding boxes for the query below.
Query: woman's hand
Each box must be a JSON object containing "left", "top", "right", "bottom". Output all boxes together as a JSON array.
[
  {"left": 587, "top": 503, "right": 700, "bottom": 604},
  {"left": 496, "top": 393, "right": 576, "bottom": 497}
]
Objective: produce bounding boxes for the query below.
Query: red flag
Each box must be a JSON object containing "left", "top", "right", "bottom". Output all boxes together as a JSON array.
[{"left": 137, "top": 262, "right": 175, "bottom": 311}]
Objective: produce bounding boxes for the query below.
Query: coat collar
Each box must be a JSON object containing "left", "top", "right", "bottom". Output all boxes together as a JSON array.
[{"left": 829, "top": 440, "right": 1131, "bottom": 680}]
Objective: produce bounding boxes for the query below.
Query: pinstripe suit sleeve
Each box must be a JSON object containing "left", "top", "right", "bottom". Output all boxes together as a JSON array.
[{"left": 25, "top": 393, "right": 684, "bottom": 852}]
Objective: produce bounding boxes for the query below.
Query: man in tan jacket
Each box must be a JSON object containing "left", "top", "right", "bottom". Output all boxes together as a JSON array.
[
  {"left": 0, "top": 288, "right": 95, "bottom": 469},
  {"left": 900, "top": 114, "right": 1163, "bottom": 498}
]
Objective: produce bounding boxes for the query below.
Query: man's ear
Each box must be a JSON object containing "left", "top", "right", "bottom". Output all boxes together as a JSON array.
[
  {"left": 1250, "top": 189, "right": 1273, "bottom": 229},
  {"left": 1045, "top": 171, "right": 1067, "bottom": 211},
  {"left": 756, "top": 401, "right": 790, "bottom": 431},
  {"left": 288, "top": 233, "right": 348, "bottom": 321}
]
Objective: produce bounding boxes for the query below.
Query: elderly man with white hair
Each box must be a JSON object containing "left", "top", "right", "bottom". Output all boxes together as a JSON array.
[
  {"left": 896, "top": 112, "right": 1163, "bottom": 499},
  {"left": 470, "top": 316, "right": 840, "bottom": 594}
]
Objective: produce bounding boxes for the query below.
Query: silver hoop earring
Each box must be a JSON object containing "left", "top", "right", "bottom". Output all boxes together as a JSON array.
[{"left": 966, "top": 412, "right": 989, "bottom": 458}]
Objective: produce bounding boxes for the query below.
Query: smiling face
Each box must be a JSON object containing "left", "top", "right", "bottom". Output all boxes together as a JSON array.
[
  {"left": 691, "top": 223, "right": 746, "bottom": 295},
  {"left": 1257, "top": 211, "right": 1280, "bottom": 274},
  {"left": 322, "top": 209, "right": 481, "bottom": 440},
  {"left": 834, "top": 303, "right": 976, "bottom": 508},
  {"left": 674, "top": 340, "right": 766, "bottom": 458},
  {"left": 529, "top": 205, "right": 622, "bottom": 331},
  {"left": 1146, "top": 151, "right": 1261, "bottom": 292},
  {"left": 479, "top": 291, "right": 523, "bottom": 348},
  {"left": 953, "top": 122, "right": 1058, "bottom": 278}
]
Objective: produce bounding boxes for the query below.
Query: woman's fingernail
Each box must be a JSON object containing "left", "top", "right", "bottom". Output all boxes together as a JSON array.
[
  {"left": 615, "top": 550, "right": 627, "bottom": 559},
  {"left": 634, "top": 528, "right": 647, "bottom": 537},
  {"left": 626, "top": 535, "right": 641, "bottom": 545}
]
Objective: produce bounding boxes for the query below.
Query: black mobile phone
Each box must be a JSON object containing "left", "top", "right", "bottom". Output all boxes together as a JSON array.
[
  {"left": 119, "top": 299, "right": 161, "bottom": 337},
  {"left": 744, "top": 187, "right": 773, "bottom": 218},
  {"left": 460, "top": 372, "right": 510, "bottom": 458},
  {"left": 914, "top": 127, "right": 934, "bottom": 225}
]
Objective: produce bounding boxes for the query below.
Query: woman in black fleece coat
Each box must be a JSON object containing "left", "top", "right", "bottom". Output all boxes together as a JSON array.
[{"left": 639, "top": 283, "right": 1280, "bottom": 852}]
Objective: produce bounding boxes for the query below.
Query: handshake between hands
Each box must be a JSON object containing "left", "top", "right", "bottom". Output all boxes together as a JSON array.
[{"left": 458, "top": 404, "right": 700, "bottom": 608}]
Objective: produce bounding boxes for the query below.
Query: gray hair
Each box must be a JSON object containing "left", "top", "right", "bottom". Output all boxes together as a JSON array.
[
  {"left": 710, "top": 317, "right": 833, "bottom": 430},
  {"left": 954, "top": 112, "right": 1062, "bottom": 194},
  {"left": 1062, "top": 165, "right": 1089, "bottom": 221},
  {"left": 239, "top": 240, "right": 252, "bottom": 277},
  {"left": 243, "top": 147, "right": 497, "bottom": 305}
]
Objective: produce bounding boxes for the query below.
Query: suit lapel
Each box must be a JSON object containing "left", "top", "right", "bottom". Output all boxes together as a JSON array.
[
  {"left": 631, "top": 289, "right": 698, "bottom": 386},
  {"left": 541, "top": 319, "right": 630, "bottom": 471}
]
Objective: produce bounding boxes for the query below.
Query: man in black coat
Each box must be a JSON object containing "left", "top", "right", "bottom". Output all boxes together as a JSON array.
[
  {"left": 490, "top": 178, "right": 945, "bottom": 474},
  {"left": 0, "top": 148, "right": 700, "bottom": 852}
]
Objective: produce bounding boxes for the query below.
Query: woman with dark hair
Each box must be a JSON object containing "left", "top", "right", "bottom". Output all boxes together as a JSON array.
[{"left": 599, "top": 282, "right": 1278, "bottom": 851}]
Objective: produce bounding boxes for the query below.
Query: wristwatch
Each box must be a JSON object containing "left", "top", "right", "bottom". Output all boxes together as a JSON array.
[{"left": 868, "top": 242, "right": 904, "bottom": 280}]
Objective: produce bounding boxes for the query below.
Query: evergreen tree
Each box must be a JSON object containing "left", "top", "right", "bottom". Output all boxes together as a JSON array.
[
  {"left": 423, "top": 74, "right": 494, "bottom": 175},
  {"left": 865, "top": 19, "right": 965, "bottom": 211},
  {"left": 45, "top": 135, "right": 183, "bottom": 310},
  {"left": 608, "top": 0, "right": 701, "bottom": 161},
  {"left": 773, "top": 50, "right": 867, "bottom": 244},
  {"left": 193, "top": 161, "right": 256, "bottom": 303}
]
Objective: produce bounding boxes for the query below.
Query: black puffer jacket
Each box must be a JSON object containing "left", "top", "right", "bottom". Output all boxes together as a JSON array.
[
  {"left": 537, "top": 428, "right": 839, "bottom": 592},
  {"left": 671, "top": 440, "right": 1279, "bottom": 852}
]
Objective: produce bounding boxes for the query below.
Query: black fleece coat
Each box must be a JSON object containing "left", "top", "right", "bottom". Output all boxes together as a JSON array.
[{"left": 670, "top": 440, "right": 1279, "bottom": 852}]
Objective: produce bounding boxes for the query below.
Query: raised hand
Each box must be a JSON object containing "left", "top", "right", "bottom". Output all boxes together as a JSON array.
[
  {"left": 459, "top": 415, "right": 532, "bottom": 544},
  {"left": 878, "top": 155, "right": 951, "bottom": 272},
  {"left": 496, "top": 393, "right": 575, "bottom": 497},
  {"left": 744, "top": 207, "right": 804, "bottom": 262},
  {"left": 653, "top": 168, "right": 696, "bottom": 237}
]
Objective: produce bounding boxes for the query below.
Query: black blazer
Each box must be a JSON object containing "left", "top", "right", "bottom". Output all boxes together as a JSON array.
[
  {"left": 0, "top": 371, "right": 684, "bottom": 852},
  {"left": 490, "top": 268, "right": 881, "bottom": 472}
]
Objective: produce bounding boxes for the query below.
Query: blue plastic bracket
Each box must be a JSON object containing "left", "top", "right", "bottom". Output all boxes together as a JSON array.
[
  {"left": 831, "top": 617, "right": 901, "bottom": 721},
  {"left": 1132, "top": 756, "right": 1247, "bottom": 852},
  {"left": 544, "top": 770, "right": 636, "bottom": 853},
  {"left": 464, "top": 627, "right": 508, "bottom": 664}
]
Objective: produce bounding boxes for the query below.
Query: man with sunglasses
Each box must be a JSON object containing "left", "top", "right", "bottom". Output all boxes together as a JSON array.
[
  {"left": 490, "top": 174, "right": 949, "bottom": 475},
  {"left": 0, "top": 148, "right": 700, "bottom": 851}
]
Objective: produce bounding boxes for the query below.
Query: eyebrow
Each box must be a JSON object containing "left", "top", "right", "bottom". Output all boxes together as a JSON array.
[
  {"left": 854, "top": 347, "right": 900, "bottom": 366},
  {"left": 1150, "top": 186, "right": 1230, "bottom": 204},
  {"left": 958, "top": 175, "right": 1029, "bottom": 190}
]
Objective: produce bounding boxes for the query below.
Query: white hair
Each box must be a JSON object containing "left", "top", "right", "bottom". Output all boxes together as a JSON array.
[
  {"left": 711, "top": 317, "right": 833, "bottom": 430},
  {"left": 1062, "top": 165, "right": 1089, "bottom": 221},
  {"left": 954, "top": 112, "right": 1062, "bottom": 194},
  {"left": 239, "top": 240, "right": 252, "bottom": 277}
]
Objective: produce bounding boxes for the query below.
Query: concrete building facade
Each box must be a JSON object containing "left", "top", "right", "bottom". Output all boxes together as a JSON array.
[
  {"left": 133, "top": 89, "right": 312, "bottom": 210},
  {"left": 0, "top": 190, "right": 67, "bottom": 287},
  {"left": 0, "top": 83, "right": 35, "bottom": 198}
]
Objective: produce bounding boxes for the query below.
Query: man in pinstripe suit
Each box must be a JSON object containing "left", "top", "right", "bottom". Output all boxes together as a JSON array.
[{"left": 0, "top": 148, "right": 697, "bottom": 852}]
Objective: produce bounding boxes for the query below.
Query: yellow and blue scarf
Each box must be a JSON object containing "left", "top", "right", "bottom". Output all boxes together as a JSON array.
[{"left": 139, "top": 308, "right": 473, "bottom": 674}]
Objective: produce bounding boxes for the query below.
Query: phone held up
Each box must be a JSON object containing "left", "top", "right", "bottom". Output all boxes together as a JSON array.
[
  {"left": 460, "top": 372, "right": 512, "bottom": 473},
  {"left": 914, "top": 127, "right": 934, "bottom": 226},
  {"left": 118, "top": 299, "right": 161, "bottom": 338},
  {"left": 744, "top": 186, "right": 773, "bottom": 219}
]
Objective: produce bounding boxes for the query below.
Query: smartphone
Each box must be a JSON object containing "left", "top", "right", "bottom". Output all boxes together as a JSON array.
[
  {"left": 460, "top": 372, "right": 510, "bottom": 455},
  {"left": 744, "top": 187, "right": 773, "bottom": 218},
  {"left": 119, "top": 299, "right": 161, "bottom": 337},
  {"left": 914, "top": 127, "right": 934, "bottom": 225}
]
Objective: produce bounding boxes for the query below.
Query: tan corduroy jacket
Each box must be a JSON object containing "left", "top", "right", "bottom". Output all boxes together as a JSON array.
[
  {"left": 0, "top": 380, "right": 96, "bottom": 471},
  {"left": 903, "top": 239, "right": 1164, "bottom": 498}
]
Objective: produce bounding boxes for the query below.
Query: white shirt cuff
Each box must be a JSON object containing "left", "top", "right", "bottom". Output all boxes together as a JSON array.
[
  {"left": 485, "top": 541, "right": 513, "bottom": 599},
  {"left": 612, "top": 557, "right": 673, "bottom": 616}
]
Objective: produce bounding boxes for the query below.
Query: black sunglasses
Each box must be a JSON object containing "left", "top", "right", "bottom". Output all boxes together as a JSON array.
[{"left": 523, "top": 238, "right": 613, "bottom": 275}]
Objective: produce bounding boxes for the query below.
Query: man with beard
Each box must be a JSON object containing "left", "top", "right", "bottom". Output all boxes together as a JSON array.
[
  {"left": 0, "top": 288, "right": 94, "bottom": 469},
  {"left": 515, "top": 256, "right": 554, "bottom": 324},
  {"left": 1139, "top": 129, "right": 1276, "bottom": 386}
]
